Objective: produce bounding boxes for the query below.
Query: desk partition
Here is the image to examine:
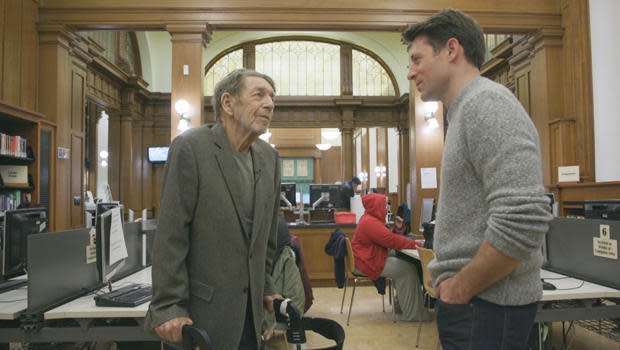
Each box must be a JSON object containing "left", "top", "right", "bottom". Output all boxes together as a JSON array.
[
  {"left": 27, "top": 228, "right": 100, "bottom": 314},
  {"left": 545, "top": 217, "right": 620, "bottom": 290}
]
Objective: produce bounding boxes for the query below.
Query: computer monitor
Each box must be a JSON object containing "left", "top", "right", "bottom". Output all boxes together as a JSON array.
[
  {"left": 96, "top": 210, "right": 127, "bottom": 284},
  {"left": 147, "top": 146, "right": 169, "bottom": 163},
  {"left": 309, "top": 184, "right": 342, "bottom": 209},
  {"left": 280, "top": 183, "right": 297, "bottom": 208},
  {"left": 2, "top": 208, "right": 48, "bottom": 279},
  {"left": 584, "top": 200, "right": 620, "bottom": 220},
  {"left": 419, "top": 198, "right": 435, "bottom": 232}
]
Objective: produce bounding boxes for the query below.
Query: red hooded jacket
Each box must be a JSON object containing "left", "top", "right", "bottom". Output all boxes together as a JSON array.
[{"left": 351, "top": 193, "right": 421, "bottom": 280}]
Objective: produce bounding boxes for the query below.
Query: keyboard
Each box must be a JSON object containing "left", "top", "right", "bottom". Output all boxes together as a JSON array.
[
  {"left": 94, "top": 283, "right": 152, "bottom": 307},
  {"left": 0, "top": 279, "right": 27, "bottom": 293}
]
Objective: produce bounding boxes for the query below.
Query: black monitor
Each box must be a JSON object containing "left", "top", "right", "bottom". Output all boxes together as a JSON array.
[
  {"left": 2, "top": 208, "right": 48, "bottom": 279},
  {"left": 280, "top": 183, "right": 297, "bottom": 208},
  {"left": 309, "top": 184, "right": 342, "bottom": 209},
  {"left": 96, "top": 210, "right": 126, "bottom": 284},
  {"left": 147, "top": 146, "right": 169, "bottom": 163},
  {"left": 419, "top": 198, "right": 435, "bottom": 232},
  {"left": 584, "top": 200, "right": 620, "bottom": 220}
]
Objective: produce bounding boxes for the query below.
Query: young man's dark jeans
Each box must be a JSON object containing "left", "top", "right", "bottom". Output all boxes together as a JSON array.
[{"left": 436, "top": 297, "right": 537, "bottom": 350}]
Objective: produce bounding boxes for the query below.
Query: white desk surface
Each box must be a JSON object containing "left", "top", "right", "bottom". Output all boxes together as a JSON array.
[
  {"left": 398, "top": 248, "right": 620, "bottom": 302},
  {"left": 0, "top": 286, "right": 28, "bottom": 320},
  {"left": 44, "top": 267, "right": 152, "bottom": 320}
]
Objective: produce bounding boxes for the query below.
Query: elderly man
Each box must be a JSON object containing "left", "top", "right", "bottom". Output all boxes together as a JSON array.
[{"left": 145, "top": 68, "right": 282, "bottom": 350}]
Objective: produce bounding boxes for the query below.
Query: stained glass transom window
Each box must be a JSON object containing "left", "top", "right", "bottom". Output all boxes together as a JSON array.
[
  {"left": 352, "top": 50, "right": 395, "bottom": 96},
  {"left": 204, "top": 49, "right": 243, "bottom": 96},
  {"left": 255, "top": 41, "right": 340, "bottom": 96}
]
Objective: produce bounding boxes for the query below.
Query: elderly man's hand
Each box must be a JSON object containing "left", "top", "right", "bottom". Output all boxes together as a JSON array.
[{"left": 154, "top": 317, "right": 193, "bottom": 343}]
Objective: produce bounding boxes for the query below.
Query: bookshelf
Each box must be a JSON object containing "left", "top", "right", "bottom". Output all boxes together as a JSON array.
[{"left": 0, "top": 101, "right": 55, "bottom": 224}]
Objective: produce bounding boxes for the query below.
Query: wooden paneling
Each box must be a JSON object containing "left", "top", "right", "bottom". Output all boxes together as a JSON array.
[
  {"left": 320, "top": 146, "right": 342, "bottom": 184},
  {"left": 289, "top": 225, "right": 355, "bottom": 285},
  {"left": 21, "top": 0, "right": 38, "bottom": 111},
  {"left": 560, "top": 0, "right": 595, "bottom": 182},
  {"left": 0, "top": 0, "right": 38, "bottom": 110},
  {"left": 38, "top": 0, "right": 560, "bottom": 32},
  {"left": 271, "top": 128, "right": 320, "bottom": 148},
  {"left": 411, "top": 89, "right": 443, "bottom": 235},
  {"left": 70, "top": 134, "right": 82, "bottom": 228},
  {"left": 376, "top": 128, "right": 387, "bottom": 189},
  {"left": 2, "top": 0, "right": 22, "bottom": 105}
]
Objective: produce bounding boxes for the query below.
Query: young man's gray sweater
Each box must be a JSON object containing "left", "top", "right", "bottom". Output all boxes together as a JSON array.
[{"left": 428, "top": 77, "right": 553, "bottom": 306}]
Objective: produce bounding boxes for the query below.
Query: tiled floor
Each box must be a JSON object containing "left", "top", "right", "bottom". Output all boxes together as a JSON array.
[{"left": 265, "top": 286, "right": 620, "bottom": 350}]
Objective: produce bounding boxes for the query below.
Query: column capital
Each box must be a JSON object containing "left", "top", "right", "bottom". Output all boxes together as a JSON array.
[{"left": 166, "top": 24, "right": 212, "bottom": 47}]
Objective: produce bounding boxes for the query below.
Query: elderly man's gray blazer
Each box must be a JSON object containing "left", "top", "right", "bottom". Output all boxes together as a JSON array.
[{"left": 145, "top": 123, "right": 280, "bottom": 350}]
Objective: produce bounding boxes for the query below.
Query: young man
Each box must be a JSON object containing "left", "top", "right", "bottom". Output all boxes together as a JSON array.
[
  {"left": 145, "top": 69, "right": 282, "bottom": 350},
  {"left": 403, "top": 9, "right": 552, "bottom": 349}
]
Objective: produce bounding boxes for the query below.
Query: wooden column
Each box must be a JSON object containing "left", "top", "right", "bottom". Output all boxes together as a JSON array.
[
  {"left": 560, "top": 0, "right": 595, "bottom": 182},
  {"left": 141, "top": 108, "right": 154, "bottom": 216},
  {"left": 167, "top": 24, "right": 209, "bottom": 140},
  {"left": 337, "top": 100, "right": 359, "bottom": 182},
  {"left": 243, "top": 43, "right": 255, "bottom": 70},
  {"left": 376, "top": 128, "right": 388, "bottom": 190},
  {"left": 340, "top": 44, "right": 353, "bottom": 96},
  {"left": 38, "top": 25, "right": 90, "bottom": 230},
  {"left": 398, "top": 104, "right": 410, "bottom": 206},
  {"left": 528, "top": 28, "right": 565, "bottom": 186}
]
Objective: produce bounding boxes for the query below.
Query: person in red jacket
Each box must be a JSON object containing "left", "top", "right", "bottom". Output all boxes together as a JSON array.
[{"left": 352, "top": 193, "right": 431, "bottom": 321}]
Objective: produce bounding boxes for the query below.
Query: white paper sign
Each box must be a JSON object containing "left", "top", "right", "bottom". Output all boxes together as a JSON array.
[
  {"left": 85, "top": 227, "right": 97, "bottom": 264},
  {"left": 109, "top": 207, "right": 128, "bottom": 265},
  {"left": 420, "top": 167, "right": 437, "bottom": 189},
  {"left": 558, "top": 165, "right": 580, "bottom": 182},
  {"left": 593, "top": 224, "right": 617, "bottom": 260}
]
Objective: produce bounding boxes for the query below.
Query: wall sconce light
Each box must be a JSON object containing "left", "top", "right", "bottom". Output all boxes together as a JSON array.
[
  {"left": 99, "top": 151, "right": 108, "bottom": 159},
  {"left": 175, "top": 99, "right": 191, "bottom": 132},
  {"left": 316, "top": 143, "right": 332, "bottom": 151},
  {"left": 424, "top": 101, "right": 440, "bottom": 129},
  {"left": 358, "top": 172, "right": 368, "bottom": 183},
  {"left": 101, "top": 160, "right": 108, "bottom": 168},
  {"left": 374, "top": 166, "right": 387, "bottom": 178}
]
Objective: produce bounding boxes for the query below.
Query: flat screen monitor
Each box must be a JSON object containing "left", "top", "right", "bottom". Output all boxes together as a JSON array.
[
  {"left": 147, "top": 146, "right": 169, "bottom": 163},
  {"left": 419, "top": 198, "right": 435, "bottom": 232},
  {"left": 584, "top": 200, "right": 620, "bottom": 220},
  {"left": 96, "top": 201, "right": 120, "bottom": 217},
  {"left": 96, "top": 210, "right": 126, "bottom": 283},
  {"left": 2, "top": 208, "right": 48, "bottom": 279},
  {"left": 309, "top": 184, "right": 342, "bottom": 209},
  {"left": 280, "top": 183, "right": 297, "bottom": 207}
]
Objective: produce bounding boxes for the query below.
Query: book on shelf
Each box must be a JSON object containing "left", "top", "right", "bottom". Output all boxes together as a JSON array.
[
  {"left": 0, "top": 190, "right": 31, "bottom": 213},
  {"left": 0, "top": 165, "right": 29, "bottom": 187},
  {"left": 0, "top": 133, "right": 27, "bottom": 158}
]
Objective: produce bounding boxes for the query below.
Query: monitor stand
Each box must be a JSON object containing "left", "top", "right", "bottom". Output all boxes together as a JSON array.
[{"left": 0, "top": 278, "right": 27, "bottom": 293}]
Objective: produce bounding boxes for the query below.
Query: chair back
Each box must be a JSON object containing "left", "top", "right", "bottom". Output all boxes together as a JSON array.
[
  {"left": 343, "top": 237, "right": 356, "bottom": 274},
  {"left": 416, "top": 246, "right": 436, "bottom": 298}
]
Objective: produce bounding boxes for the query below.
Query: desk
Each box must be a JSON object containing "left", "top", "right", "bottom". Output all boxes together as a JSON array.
[
  {"left": 44, "top": 267, "right": 152, "bottom": 320},
  {"left": 0, "top": 287, "right": 27, "bottom": 320},
  {"left": 398, "top": 248, "right": 620, "bottom": 348},
  {"left": 0, "top": 267, "right": 158, "bottom": 343}
]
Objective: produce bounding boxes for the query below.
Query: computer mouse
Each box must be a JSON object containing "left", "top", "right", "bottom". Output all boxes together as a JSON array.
[{"left": 541, "top": 279, "right": 556, "bottom": 290}]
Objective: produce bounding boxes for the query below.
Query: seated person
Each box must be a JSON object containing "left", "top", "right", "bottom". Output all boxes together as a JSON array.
[
  {"left": 391, "top": 215, "right": 407, "bottom": 235},
  {"left": 352, "top": 193, "right": 431, "bottom": 322},
  {"left": 340, "top": 176, "right": 361, "bottom": 210}
]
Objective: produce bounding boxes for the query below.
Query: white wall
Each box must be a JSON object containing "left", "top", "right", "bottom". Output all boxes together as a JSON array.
[{"left": 590, "top": 0, "right": 620, "bottom": 182}]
